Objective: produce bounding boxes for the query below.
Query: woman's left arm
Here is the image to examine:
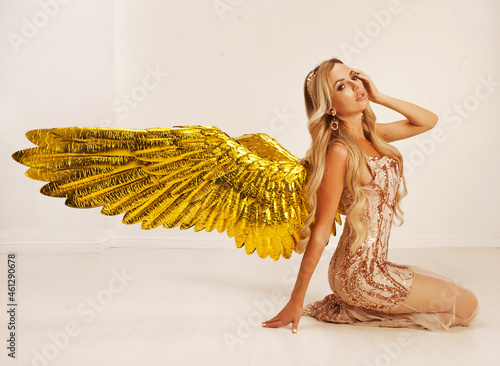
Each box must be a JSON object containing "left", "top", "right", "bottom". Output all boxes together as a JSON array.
[
  {"left": 371, "top": 93, "right": 438, "bottom": 142},
  {"left": 353, "top": 68, "right": 439, "bottom": 142}
]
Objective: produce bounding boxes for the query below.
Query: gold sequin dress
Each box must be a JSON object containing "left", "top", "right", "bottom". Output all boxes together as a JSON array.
[{"left": 303, "top": 154, "right": 452, "bottom": 331}]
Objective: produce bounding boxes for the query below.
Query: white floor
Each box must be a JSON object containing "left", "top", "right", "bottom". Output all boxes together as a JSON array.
[{"left": 1, "top": 246, "right": 499, "bottom": 366}]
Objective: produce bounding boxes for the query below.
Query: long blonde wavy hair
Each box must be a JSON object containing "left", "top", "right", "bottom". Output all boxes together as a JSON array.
[{"left": 295, "top": 58, "right": 408, "bottom": 253}]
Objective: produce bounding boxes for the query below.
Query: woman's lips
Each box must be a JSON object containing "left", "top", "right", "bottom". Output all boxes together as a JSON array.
[{"left": 356, "top": 92, "right": 366, "bottom": 101}]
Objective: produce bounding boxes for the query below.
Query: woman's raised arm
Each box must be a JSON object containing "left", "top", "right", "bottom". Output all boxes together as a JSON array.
[
  {"left": 351, "top": 67, "right": 438, "bottom": 142},
  {"left": 262, "top": 142, "right": 347, "bottom": 333}
]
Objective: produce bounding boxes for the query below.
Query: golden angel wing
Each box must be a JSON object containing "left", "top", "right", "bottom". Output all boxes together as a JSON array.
[{"left": 12, "top": 125, "right": 342, "bottom": 260}]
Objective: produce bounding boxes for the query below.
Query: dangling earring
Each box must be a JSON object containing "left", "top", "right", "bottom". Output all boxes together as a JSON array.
[{"left": 330, "top": 113, "right": 339, "bottom": 131}]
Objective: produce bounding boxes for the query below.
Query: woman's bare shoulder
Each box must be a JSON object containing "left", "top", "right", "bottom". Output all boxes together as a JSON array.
[{"left": 327, "top": 141, "right": 348, "bottom": 160}]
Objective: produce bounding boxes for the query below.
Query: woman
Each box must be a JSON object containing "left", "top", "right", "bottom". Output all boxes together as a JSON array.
[{"left": 262, "top": 58, "right": 478, "bottom": 333}]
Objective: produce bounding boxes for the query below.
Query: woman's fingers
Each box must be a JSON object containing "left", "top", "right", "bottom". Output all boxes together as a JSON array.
[
  {"left": 262, "top": 313, "right": 287, "bottom": 327},
  {"left": 262, "top": 318, "right": 300, "bottom": 333},
  {"left": 262, "top": 319, "right": 283, "bottom": 328},
  {"left": 262, "top": 314, "right": 281, "bottom": 324},
  {"left": 262, "top": 300, "right": 303, "bottom": 333},
  {"left": 351, "top": 67, "right": 381, "bottom": 102},
  {"left": 351, "top": 68, "right": 372, "bottom": 83},
  {"left": 292, "top": 316, "right": 301, "bottom": 333},
  {"left": 262, "top": 315, "right": 301, "bottom": 334},
  {"left": 351, "top": 67, "right": 367, "bottom": 77},
  {"left": 262, "top": 314, "right": 285, "bottom": 326}
]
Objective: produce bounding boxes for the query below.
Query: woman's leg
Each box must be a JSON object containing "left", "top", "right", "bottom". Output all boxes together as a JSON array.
[{"left": 390, "top": 272, "right": 478, "bottom": 326}]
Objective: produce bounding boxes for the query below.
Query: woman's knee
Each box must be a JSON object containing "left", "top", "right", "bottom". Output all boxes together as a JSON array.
[
  {"left": 390, "top": 273, "right": 477, "bottom": 317},
  {"left": 457, "top": 288, "right": 478, "bottom": 323}
]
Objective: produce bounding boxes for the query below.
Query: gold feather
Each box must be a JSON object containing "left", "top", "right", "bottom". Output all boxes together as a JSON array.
[{"left": 12, "top": 125, "right": 342, "bottom": 260}]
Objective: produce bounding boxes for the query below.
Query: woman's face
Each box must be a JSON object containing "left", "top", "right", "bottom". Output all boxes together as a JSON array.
[{"left": 328, "top": 63, "right": 368, "bottom": 118}]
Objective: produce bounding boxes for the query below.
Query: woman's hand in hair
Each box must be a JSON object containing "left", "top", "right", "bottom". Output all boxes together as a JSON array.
[{"left": 352, "top": 68, "right": 382, "bottom": 103}]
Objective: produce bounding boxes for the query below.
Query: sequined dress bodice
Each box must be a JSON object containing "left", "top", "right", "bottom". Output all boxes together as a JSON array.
[{"left": 328, "top": 154, "right": 414, "bottom": 313}]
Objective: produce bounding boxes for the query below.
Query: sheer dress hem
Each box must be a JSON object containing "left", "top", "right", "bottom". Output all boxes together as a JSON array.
[{"left": 303, "top": 293, "right": 460, "bottom": 332}]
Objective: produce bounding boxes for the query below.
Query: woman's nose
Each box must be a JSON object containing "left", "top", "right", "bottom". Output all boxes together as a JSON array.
[{"left": 351, "top": 79, "right": 362, "bottom": 91}]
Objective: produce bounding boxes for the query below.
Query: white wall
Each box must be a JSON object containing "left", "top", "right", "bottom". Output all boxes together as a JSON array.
[
  {"left": 1, "top": 0, "right": 499, "bottom": 253},
  {"left": 0, "top": 0, "right": 115, "bottom": 251}
]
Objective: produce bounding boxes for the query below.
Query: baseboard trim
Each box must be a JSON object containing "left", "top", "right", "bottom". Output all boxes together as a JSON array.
[
  {"left": 1, "top": 238, "right": 498, "bottom": 254},
  {"left": 0, "top": 241, "right": 111, "bottom": 254}
]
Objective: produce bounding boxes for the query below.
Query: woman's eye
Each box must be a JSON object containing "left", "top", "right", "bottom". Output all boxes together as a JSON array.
[{"left": 337, "top": 74, "right": 360, "bottom": 91}]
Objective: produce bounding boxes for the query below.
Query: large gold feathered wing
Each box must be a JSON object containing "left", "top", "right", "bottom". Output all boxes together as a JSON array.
[{"left": 12, "top": 125, "right": 342, "bottom": 260}]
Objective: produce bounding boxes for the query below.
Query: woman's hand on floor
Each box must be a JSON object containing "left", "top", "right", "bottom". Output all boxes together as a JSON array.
[{"left": 262, "top": 298, "right": 303, "bottom": 333}]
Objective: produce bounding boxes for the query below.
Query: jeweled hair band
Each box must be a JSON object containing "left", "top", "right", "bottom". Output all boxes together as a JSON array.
[{"left": 306, "top": 69, "right": 317, "bottom": 97}]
